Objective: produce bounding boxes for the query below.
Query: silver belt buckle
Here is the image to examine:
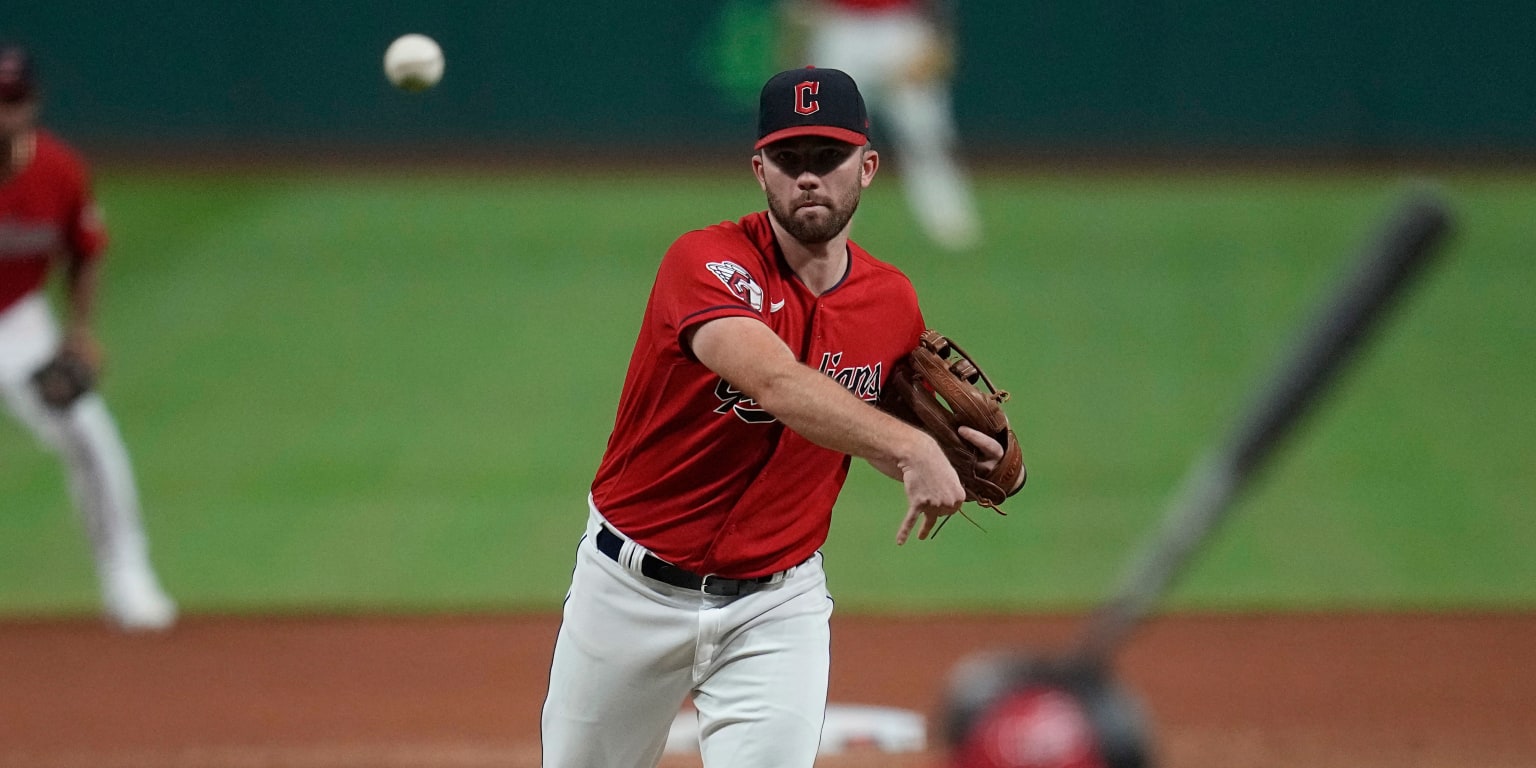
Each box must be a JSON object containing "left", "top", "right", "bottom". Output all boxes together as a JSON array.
[{"left": 700, "top": 574, "right": 739, "bottom": 596}]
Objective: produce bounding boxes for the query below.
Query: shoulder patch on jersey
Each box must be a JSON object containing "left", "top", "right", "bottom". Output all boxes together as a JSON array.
[{"left": 705, "top": 260, "right": 764, "bottom": 312}]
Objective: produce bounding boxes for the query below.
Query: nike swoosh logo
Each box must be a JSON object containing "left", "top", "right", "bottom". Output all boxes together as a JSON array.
[{"left": 770, "top": 299, "right": 786, "bottom": 313}]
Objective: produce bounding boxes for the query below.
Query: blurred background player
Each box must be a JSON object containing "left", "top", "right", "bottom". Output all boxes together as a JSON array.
[
  {"left": 782, "top": 0, "right": 983, "bottom": 251},
  {"left": 0, "top": 44, "right": 175, "bottom": 631}
]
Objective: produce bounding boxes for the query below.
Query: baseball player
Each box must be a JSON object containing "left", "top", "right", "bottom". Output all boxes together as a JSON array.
[
  {"left": 782, "top": 0, "right": 983, "bottom": 251},
  {"left": 540, "top": 67, "right": 1016, "bottom": 768},
  {"left": 0, "top": 45, "right": 175, "bottom": 631}
]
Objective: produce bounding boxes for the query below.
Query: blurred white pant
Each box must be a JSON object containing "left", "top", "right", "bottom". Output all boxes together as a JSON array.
[
  {"left": 0, "top": 293, "right": 154, "bottom": 585},
  {"left": 808, "top": 7, "right": 982, "bottom": 250},
  {"left": 541, "top": 501, "right": 833, "bottom": 768}
]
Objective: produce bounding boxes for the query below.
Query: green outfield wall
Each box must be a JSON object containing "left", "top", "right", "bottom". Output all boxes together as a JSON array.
[{"left": 8, "top": 1, "right": 1535, "bottom": 157}]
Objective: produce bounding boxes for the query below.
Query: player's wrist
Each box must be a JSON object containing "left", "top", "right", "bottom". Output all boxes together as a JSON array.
[{"left": 892, "top": 428, "right": 943, "bottom": 475}]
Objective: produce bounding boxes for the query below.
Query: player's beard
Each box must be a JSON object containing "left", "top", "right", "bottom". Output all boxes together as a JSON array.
[{"left": 766, "top": 183, "right": 862, "bottom": 245}]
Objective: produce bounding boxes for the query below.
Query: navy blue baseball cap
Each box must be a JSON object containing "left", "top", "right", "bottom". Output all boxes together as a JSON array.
[
  {"left": 0, "top": 45, "right": 36, "bottom": 103},
  {"left": 755, "top": 66, "right": 869, "bottom": 150}
]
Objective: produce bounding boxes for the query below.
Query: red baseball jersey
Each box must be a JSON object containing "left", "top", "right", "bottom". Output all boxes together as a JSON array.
[
  {"left": 827, "top": 0, "right": 920, "bottom": 11},
  {"left": 591, "top": 211, "right": 924, "bottom": 578},
  {"left": 0, "top": 130, "right": 107, "bottom": 313}
]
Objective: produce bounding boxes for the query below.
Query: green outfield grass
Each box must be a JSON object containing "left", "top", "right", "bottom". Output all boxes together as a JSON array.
[{"left": 2, "top": 167, "right": 1532, "bottom": 617}]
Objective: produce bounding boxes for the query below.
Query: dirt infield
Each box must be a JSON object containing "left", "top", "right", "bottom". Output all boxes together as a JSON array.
[{"left": 2, "top": 612, "right": 1532, "bottom": 768}]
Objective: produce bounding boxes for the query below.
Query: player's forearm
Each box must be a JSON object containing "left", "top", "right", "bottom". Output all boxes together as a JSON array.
[
  {"left": 751, "top": 362, "right": 934, "bottom": 470},
  {"left": 692, "top": 316, "right": 939, "bottom": 471},
  {"left": 61, "top": 255, "right": 100, "bottom": 335},
  {"left": 865, "top": 454, "right": 905, "bottom": 482}
]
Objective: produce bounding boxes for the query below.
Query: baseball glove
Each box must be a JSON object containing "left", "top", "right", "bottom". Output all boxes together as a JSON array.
[
  {"left": 31, "top": 349, "right": 96, "bottom": 410},
  {"left": 883, "top": 329, "right": 1026, "bottom": 514}
]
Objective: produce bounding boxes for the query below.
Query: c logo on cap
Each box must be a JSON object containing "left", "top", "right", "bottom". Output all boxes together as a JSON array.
[{"left": 794, "top": 81, "right": 820, "bottom": 116}]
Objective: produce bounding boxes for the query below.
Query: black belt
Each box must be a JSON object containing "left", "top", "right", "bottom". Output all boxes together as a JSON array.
[{"left": 595, "top": 525, "right": 781, "bottom": 597}]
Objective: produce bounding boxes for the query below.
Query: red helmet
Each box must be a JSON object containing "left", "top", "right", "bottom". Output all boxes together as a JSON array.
[{"left": 944, "top": 652, "right": 1151, "bottom": 768}]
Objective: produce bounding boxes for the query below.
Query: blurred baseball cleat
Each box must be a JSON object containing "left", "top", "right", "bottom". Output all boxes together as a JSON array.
[{"left": 101, "top": 565, "right": 177, "bottom": 632}]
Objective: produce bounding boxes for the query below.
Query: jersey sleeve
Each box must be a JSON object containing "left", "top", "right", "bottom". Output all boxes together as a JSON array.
[
  {"left": 907, "top": 286, "right": 926, "bottom": 343},
  {"left": 653, "top": 226, "right": 770, "bottom": 354}
]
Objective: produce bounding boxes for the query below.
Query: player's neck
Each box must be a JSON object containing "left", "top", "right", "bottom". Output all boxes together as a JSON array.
[
  {"left": 781, "top": 239, "right": 850, "bottom": 295},
  {"left": 4, "top": 131, "right": 36, "bottom": 178},
  {"left": 774, "top": 227, "right": 851, "bottom": 296}
]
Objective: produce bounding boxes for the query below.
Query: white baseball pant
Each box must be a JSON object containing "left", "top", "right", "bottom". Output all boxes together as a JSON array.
[
  {"left": 541, "top": 500, "right": 833, "bottom": 768},
  {"left": 0, "top": 293, "right": 158, "bottom": 604}
]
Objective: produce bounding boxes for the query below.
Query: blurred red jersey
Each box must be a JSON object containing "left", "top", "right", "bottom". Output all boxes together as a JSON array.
[
  {"left": 591, "top": 211, "right": 924, "bottom": 578},
  {"left": 0, "top": 130, "right": 107, "bottom": 313},
  {"left": 827, "top": 0, "right": 920, "bottom": 11}
]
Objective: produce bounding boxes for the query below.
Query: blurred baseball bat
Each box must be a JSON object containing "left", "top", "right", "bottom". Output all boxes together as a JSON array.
[{"left": 1073, "top": 189, "right": 1454, "bottom": 662}]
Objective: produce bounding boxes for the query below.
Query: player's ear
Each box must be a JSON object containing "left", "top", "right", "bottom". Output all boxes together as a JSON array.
[
  {"left": 752, "top": 152, "right": 769, "bottom": 190},
  {"left": 860, "top": 146, "right": 879, "bottom": 187}
]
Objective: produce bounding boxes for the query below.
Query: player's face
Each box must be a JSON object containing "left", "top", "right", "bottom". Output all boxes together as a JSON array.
[{"left": 755, "top": 137, "right": 878, "bottom": 245}]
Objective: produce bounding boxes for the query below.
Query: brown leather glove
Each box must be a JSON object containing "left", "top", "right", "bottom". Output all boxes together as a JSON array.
[
  {"left": 882, "top": 330, "right": 1026, "bottom": 510},
  {"left": 31, "top": 349, "right": 96, "bottom": 410}
]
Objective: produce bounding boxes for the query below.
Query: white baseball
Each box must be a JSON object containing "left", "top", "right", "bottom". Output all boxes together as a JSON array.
[{"left": 383, "top": 34, "right": 444, "bottom": 92}]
